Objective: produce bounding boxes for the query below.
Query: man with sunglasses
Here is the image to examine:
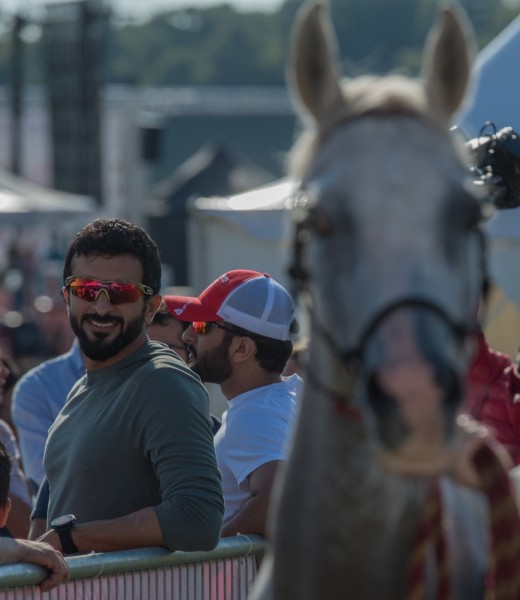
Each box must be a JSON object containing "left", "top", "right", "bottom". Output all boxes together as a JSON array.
[
  {"left": 36, "top": 218, "right": 224, "bottom": 555},
  {"left": 147, "top": 300, "right": 190, "bottom": 363},
  {"left": 165, "top": 269, "right": 302, "bottom": 538}
]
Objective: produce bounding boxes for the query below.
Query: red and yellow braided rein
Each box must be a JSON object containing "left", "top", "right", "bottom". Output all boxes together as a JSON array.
[{"left": 408, "top": 443, "right": 520, "bottom": 600}]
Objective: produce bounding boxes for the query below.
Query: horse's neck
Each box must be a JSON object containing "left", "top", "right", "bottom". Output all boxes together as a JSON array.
[
  {"left": 294, "top": 317, "right": 371, "bottom": 462},
  {"left": 279, "top": 331, "right": 423, "bottom": 530},
  {"left": 273, "top": 379, "right": 427, "bottom": 599},
  {"left": 271, "top": 325, "right": 488, "bottom": 600}
]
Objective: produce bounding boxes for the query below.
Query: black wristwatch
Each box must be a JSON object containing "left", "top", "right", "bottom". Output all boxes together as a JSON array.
[{"left": 50, "top": 514, "right": 78, "bottom": 554}]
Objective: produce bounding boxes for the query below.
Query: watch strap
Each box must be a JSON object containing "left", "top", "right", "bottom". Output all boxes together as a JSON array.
[{"left": 56, "top": 526, "right": 78, "bottom": 554}]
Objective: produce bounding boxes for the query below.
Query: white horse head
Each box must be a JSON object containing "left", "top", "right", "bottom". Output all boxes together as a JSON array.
[{"left": 287, "top": 1, "right": 485, "bottom": 466}]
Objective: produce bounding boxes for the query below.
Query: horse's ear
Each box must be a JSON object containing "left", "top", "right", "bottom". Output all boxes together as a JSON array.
[
  {"left": 289, "top": 1, "right": 344, "bottom": 123},
  {"left": 423, "top": 3, "right": 476, "bottom": 123}
]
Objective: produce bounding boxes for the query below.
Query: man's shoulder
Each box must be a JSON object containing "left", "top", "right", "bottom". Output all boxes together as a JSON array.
[
  {"left": 229, "top": 381, "right": 298, "bottom": 423},
  {"left": 15, "top": 359, "right": 82, "bottom": 400},
  {"left": 124, "top": 343, "right": 207, "bottom": 394},
  {"left": 135, "top": 343, "right": 197, "bottom": 376},
  {"left": 239, "top": 375, "right": 302, "bottom": 404},
  {"left": 17, "top": 344, "right": 83, "bottom": 384}
]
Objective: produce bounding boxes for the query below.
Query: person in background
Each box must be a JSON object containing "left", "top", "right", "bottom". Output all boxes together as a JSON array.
[
  {"left": 460, "top": 124, "right": 520, "bottom": 465},
  {"left": 11, "top": 339, "right": 85, "bottom": 494},
  {"left": 0, "top": 352, "right": 21, "bottom": 436},
  {"left": 0, "top": 421, "right": 31, "bottom": 539},
  {"left": 0, "top": 359, "right": 31, "bottom": 539},
  {"left": 463, "top": 328, "right": 520, "bottom": 466},
  {"left": 165, "top": 269, "right": 302, "bottom": 538},
  {"left": 148, "top": 301, "right": 222, "bottom": 435},
  {"left": 0, "top": 442, "right": 69, "bottom": 591},
  {"left": 147, "top": 300, "right": 189, "bottom": 363},
  {"left": 37, "top": 218, "right": 223, "bottom": 555}
]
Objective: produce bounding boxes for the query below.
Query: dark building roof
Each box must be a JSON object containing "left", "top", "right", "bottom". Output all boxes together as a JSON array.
[{"left": 147, "top": 142, "right": 275, "bottom": 285}]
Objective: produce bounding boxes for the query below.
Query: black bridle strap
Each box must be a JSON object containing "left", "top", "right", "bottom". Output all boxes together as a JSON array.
[
  {"left": 341, "top": 296, "right": 478, "bottom": 364},
  {"left": 296, "top": 288, "right": 361, "bottom": 411},
  {"left": 298, "top": 291, "right": 479, "bottom": 414},
  {"left": 304, "top": 363, "right": 363, "bottom": 419},
  {"left": 302, "top": 289, "right": 477, "bottom": 368}
]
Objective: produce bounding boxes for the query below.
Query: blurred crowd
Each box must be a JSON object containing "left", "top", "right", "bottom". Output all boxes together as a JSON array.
[{"left": 0, "top": 230, "right": 75, "bottom": 377}]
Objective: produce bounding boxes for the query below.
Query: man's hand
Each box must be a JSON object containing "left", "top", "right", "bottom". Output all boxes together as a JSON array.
[{"left": 0, "top": 538, "right": 70, "bottom": 592}]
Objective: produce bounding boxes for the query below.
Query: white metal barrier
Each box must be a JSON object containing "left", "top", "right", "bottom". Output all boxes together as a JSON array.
[{"left": 0, "top": 535, "right": 267, "bottom": 600}]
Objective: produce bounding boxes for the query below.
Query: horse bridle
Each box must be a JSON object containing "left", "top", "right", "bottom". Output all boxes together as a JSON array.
[{"left": 288, "top": 192, "right": 489, "bottom": 406}]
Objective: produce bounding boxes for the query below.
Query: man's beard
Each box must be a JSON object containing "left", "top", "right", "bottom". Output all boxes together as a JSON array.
[
  {"left": 70, "top": 309, "right": 146, "bottom": 362},
  {"left": 191, "top": 334, "right": 233, "bottom": 383}
]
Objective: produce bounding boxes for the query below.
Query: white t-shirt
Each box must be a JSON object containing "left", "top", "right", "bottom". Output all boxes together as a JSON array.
[{"left": 214, "top": 374, "right": 302, "bottom": 522}]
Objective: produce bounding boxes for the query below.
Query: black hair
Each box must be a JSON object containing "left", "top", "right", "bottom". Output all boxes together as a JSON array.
[
  {"left": 0, "top": 442, "right": 11, "bottom": 508},
  {"left": 63, "top": 218, "right": 162, "bottom": 294},
  {"left": 152, "top": 301, "right": 189, "bottom": 330},
  {"left": 223, "top": 323, "right": 293, "bottom": 373},
  {"left": 0, "top": 355, "right": 20, "bottom": 393}
]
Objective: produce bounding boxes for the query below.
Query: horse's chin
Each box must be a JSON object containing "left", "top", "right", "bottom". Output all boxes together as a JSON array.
[{"left": 366, "top": 353, "right": 462, "bottom": 453}]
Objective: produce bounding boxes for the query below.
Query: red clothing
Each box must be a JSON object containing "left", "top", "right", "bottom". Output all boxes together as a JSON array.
[{"left": 463, "top": 332, "right": 520, "bottom": 465}]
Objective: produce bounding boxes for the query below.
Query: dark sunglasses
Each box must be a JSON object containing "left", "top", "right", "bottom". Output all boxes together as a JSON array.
[{"left": 64, "top": 276, "right": 153, "bottom": 305}]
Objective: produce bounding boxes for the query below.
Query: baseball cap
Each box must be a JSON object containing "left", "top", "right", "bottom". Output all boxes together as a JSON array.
[{"left": 164, "top": 269, "right": 296, "bottom": 341}]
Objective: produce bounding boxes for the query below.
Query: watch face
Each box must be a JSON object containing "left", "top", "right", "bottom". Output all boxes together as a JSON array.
[{"left": 51, "top": 514, "right": 76, "bottom": 527}]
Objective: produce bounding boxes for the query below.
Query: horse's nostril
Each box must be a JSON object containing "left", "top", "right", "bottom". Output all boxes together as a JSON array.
[{"left": 433, "top": 361, "right": 462, "bottom": 410}]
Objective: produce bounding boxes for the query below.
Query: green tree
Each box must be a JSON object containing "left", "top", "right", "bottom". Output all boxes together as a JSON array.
[{"left": 0, "top": 0, "right": 519, "bottom": 87}]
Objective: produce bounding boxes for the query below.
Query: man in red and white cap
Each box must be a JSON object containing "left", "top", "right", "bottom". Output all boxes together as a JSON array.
[{"left": 165, "top": 269, "right": 302, "bottom": 538}]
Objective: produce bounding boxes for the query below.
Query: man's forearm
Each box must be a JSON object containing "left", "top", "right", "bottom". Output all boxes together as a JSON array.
[
  {"left": 38, "top": 507, "right": 164, "bottom": 553},
  {"left": 221, "top": 494, "right": 269, "bottom": 537}
]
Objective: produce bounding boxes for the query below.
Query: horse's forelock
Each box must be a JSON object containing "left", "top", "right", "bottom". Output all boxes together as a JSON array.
[
  {"left": 342, "top": 76, "right": 429, "bottom": 120},
  {"left": 288, "top": 74, "right": 448, "bottom": 180}
]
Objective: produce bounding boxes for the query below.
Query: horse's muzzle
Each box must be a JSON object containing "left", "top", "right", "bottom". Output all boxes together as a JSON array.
[
  {"left": 360, "top": 306, "right": 469, "bottom": 454},
  {"left": 367, "top": 358, "right": 461, "bottom": 450}
]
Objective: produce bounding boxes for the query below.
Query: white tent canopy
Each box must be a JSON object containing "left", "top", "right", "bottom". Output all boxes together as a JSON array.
[
  {"left": 0, "top": 168, "right": 95, "bottom": 224},
  {"left": 187, "top": 178, "right": 295, "bottom": 293},
  {"left": 458, "top": 14, "right": 520, "bottom": 137}
]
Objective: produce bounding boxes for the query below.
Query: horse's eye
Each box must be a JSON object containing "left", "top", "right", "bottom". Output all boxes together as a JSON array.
[{"left": 309, "top": 208, "right": 334, "bottom": 236}]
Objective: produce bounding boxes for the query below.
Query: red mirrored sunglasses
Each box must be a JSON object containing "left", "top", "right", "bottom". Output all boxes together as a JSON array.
[
  {"left": 192, "top": 321, "right": 233, "bottom": 335},
  {"left": 64, "top": 276, "right": 153, "bottom": 305}
]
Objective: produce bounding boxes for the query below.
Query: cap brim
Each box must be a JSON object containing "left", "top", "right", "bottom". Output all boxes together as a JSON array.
[{"left": 164, "top": 295, "right": 222, "bottom": 322}]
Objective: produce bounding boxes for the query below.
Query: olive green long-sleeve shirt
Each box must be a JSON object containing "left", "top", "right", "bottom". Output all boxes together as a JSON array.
[{"left": 45, "top": 341, "right": 223, "bottom": 551}]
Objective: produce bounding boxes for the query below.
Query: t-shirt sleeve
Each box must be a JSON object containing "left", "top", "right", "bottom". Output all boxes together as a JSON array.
[{"left": 225, "top": 405, "right": 291, "bottom": 491}]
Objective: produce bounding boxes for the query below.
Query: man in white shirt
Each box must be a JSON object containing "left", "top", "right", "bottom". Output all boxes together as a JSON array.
[{"left": 165, "top": 269, "right": 302, "bottom": 537}]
